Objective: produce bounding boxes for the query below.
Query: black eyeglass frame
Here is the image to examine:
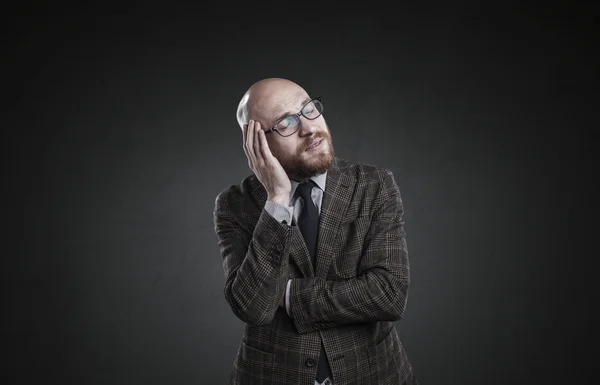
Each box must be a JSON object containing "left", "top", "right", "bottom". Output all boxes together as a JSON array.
[{"left": 263, "top": 97, "right": 323, "bottom": 137}]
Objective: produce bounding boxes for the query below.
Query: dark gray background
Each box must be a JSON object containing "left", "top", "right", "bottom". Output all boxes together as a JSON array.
[{"left": 5, "top": 3, "right": 595, "bottom": 385}]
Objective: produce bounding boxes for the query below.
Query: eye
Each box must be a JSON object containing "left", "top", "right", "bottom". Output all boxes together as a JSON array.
[
  {"left": 276, "top": 116, "right": 297, "bottom": 131},
  {"left": 303, "top": 103, "right": 317, "bottom": 117}
]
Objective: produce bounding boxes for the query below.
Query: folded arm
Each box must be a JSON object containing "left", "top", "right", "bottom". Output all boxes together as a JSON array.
[
  {"left": 214, "top": 191, "right": 292, "bottom": 326},
  {"left": 289, "top": 170, "right": 411, "bottom": 334}
]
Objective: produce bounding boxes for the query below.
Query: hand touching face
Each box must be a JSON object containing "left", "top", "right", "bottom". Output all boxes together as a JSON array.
[{"left": 242, "top": 119, "right": 291, "bottom": 204}]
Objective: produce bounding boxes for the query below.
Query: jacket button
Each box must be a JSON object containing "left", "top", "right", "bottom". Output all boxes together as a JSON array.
[
  {"left": 305, "top": 358, "right": 316, "bottom": 367},
  {"left": 276, "top": 244, "right": 283, "bottom": 252}
]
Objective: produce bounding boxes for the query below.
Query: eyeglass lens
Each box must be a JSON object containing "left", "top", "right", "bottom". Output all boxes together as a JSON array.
[{"left": 275, "top": 99, "right": 323, "bottom": 136}]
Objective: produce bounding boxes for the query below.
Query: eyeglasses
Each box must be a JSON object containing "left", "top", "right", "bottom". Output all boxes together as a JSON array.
[{"left": 263, "top": 97, "right": 323, "bottom": 137}]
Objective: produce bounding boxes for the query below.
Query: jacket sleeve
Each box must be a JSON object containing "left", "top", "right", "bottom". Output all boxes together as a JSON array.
[
  {"left": 289, "top": 170, "right": 411, "bottom": 334},
  {"left": 214, "top": 189, "right": 292, "bottom": 326}
]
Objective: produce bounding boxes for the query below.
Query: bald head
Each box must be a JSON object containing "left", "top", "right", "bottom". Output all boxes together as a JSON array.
[
  {"left": 236, "top": 78, "right": 310, "bottom": 130},
  {"left": 235, "top": 77, "right": 334, "bottom": 180}
]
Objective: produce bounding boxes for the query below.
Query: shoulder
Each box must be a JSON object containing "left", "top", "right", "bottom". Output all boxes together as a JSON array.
[
  {"left": 214, "top": 173, "right": 260, "bottom": 211},
  {"left": 333, "top": 158, "right": 403, "bottom": 215},
  {"left": 334, "top": 157, "right": 397, "bottom": 186}
]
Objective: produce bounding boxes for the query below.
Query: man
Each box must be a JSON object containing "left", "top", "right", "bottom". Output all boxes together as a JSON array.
[{"left": 213, "top": 77, "right": 418, "bottom": 384}]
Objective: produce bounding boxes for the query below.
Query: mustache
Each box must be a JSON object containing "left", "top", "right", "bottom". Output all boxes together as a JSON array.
[{"left": 301, "top": 133, "right": 330, "bottom": 151}]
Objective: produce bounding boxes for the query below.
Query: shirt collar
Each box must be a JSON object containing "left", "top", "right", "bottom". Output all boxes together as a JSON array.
[{"left": 289, "top": 171, "right": 327, "bottom": 201}]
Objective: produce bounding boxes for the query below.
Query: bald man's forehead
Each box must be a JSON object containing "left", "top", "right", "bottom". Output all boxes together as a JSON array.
[
  {"left": 250, "top": 90, "right": 310, "bottom": 124},
  {"left": 272, "top": 91, "right": 309, "bottom": 114}
]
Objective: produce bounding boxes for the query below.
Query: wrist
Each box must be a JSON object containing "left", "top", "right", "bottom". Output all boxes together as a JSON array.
[{"left": 267, "top": 193, "right": 289, "bottom": 206}]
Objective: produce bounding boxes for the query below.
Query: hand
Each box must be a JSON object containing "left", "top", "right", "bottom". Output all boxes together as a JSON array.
[{"left": 243, "top": 119, "right": 291, "bottom": 204}]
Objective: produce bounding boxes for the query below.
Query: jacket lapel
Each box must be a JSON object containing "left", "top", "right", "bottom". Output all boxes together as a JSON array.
[{"left": 315, "top": 159, "right": 355, "bottom": 278}]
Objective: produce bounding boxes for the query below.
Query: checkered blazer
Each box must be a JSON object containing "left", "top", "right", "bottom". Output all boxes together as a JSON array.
[{"left": 214, "top": 157, "right": 418, "bottom": 384}]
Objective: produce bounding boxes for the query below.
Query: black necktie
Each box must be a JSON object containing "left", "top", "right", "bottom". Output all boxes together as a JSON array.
[
  {"left": 295, "top": 180, "right": 319, "bottom": 268},
  {"left": 295, "top": 180, "right": 332, "bottom": 383}
]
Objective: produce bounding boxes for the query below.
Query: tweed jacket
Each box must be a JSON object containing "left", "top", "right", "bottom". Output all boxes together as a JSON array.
[{"left": 213, "top": 157, "right": 417, "bottom": 385}]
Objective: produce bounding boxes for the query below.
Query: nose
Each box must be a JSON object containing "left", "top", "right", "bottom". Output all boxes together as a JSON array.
[{"left": 298, "top": 116, "right": 318, "bottom": 136}]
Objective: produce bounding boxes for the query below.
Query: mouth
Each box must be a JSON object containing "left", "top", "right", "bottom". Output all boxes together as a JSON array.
[{"left": 306, "top": 139, "right": 323, "bottom": 151}]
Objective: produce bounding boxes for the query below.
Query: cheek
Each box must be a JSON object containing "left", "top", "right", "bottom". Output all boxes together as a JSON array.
[
  {"left": 283, "top": 141, "right": 300, "bottom": 154},
  {"left": 317, "top": 116, "right": 328, "bottom": 128},
  {"left": 270, "top": 140, "right": 295, "bottom": 158}
]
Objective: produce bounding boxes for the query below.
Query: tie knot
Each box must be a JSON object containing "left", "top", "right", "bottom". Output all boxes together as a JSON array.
[{"left": 295, "top": 180, "right": 315, "bottom": 200}]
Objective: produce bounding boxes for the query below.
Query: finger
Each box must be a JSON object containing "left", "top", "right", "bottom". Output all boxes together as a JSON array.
[
  {"left": 254, "top": 121, "right": 264, "bottom": 163},
  {"left": 258, "top": 128, "right": 274, "bottom": 161},
  {"left": 246, "top": 120, "right": 256, "bottom": 166}
]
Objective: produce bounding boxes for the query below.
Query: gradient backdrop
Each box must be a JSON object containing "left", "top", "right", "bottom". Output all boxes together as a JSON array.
[{"left": 6, "top": 4, "right": 594, "bottom": 385}]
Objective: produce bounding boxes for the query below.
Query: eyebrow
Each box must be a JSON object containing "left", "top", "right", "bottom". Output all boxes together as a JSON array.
[{"left": 272, "top": 97, "right": 312, "bottom": 125}]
